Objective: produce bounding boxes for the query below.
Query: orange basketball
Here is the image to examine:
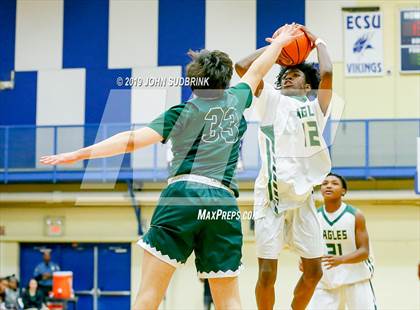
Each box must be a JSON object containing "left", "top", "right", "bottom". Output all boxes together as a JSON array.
[{"left": 277, "top": 29, "right": 313, "bottom": 67}]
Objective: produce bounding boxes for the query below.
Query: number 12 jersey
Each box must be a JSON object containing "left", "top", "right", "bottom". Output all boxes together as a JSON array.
[{"left": 253, "top": 82, "right": 332, "bottom": 218}]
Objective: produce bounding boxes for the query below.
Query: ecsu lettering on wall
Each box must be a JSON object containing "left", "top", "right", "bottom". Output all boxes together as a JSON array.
[{"left": 344, "top": 12, "right": 384, "bottom": 76}]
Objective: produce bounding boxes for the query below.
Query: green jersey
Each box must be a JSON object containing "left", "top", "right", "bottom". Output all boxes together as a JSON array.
[{"left": 148, "top": 82, "right": 252, "bottom": 197}]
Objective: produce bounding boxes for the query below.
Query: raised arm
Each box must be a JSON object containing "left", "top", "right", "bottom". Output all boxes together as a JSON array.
[
  {"left": 234, "top": 47, "right": 266, "bottom": 96},
  {"left": 40, "top": 127, "right": 163, "bottom": 165},
  {"left": 235, "top": 47, "right": 267, "bottom": 77},
  {"left": 300, "top": 26, "right": 333, "bottom": 115},
  {"left": 323, "top": 211, "right": 370, "bottom": 269},
  {"left": 239, "top": 24, "right": 301, "bottom": 96}
]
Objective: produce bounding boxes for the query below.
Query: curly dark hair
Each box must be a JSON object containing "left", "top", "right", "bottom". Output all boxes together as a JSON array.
[
  {"left": 275, "top": 63, "right": 320, "bottom": 95},
  {"left": 186, "top": 49, "right": 233, "bottom": 91}
]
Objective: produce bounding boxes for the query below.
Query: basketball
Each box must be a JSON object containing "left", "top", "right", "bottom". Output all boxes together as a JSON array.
[{"left": 277, "top": 29, "right": 313, "bottom": 66}]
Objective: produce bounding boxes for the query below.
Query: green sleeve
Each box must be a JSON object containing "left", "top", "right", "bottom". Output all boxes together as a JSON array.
[
  {"left": 147, "top": 104, "right": 187, "bottom": 144},
  {"left": 230, "top": 82, "right": 253, "bottom": 110}
]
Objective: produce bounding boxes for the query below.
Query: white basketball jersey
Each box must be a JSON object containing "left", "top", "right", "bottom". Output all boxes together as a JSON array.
[
  {"left": 317, "top": 203, "right": 374, "bottom": 289},
  {"left": 253, "top": 82, "right": 331, "bottom": 219}
]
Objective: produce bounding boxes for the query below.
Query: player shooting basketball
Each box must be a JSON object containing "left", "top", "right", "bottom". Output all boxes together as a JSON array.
[{"left": 235, "top": 25, "right": 333, "bottom": 310}]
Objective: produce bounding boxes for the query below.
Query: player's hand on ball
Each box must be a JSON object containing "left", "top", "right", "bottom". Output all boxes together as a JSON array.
[
  {"left": 296, "top": 24, "right": 318, "bottom": 44},
  {"left": 40, "top": 151, "right": 80, "bottom": 165},
  {"left": 322, "top": 255, "right": 344, "bottom": 269},
  {"left": 265, "top": 23, "right": 302, "bottom": 46},
  {"left": 271, "top": 22, "right": 298, "bottom": 40}
]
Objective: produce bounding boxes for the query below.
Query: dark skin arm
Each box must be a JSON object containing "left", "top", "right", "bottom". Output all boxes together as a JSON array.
[
  {"left": 299, "top": 25, "right": 333, "bottom": 115},
  {"left": 235, "top": 47, "right": 267, "bottom": 97},
  {"left": 323, "top": 211, "right": 370, "bottom": 269}
]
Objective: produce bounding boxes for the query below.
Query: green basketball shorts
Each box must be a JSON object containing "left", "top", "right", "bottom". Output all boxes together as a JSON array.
[{"left": 137, "top": 180, "right": 243, "bottom": 278}]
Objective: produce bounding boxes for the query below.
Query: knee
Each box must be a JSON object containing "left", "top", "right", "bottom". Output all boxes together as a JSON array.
[
  {"left": 132, "top": 294, "right": 158, "bottom": 310},
  {"left": 132, "top": 301, "right": 156, "bottom": 310},
  {"left": 302, "top": 266, "right": 323, "bottom": 286},
  {"left": 216, "top": 299, "right": 241, "bottom": 310},
  {"left": 257, "top": 269, "right": 277, "bottom": 288}
]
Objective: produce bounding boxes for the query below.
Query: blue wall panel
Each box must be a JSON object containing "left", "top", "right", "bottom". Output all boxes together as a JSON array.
[
  {"left": 158, "top": 0, "right": 205, "bottom": 102},
  {"left": 0, "top": 72, "right": 37, "bottom": 169},
  {"left": 0, "top": 0, "right": 16, "bottom": 80},
  {"left": 158, "top": 0, "right": 205, "bottom": 66},
  {"left": 84, "top": 69, "right": 131, "bottom": 168},
  {"left": 0, "top": 72, "right": 37, "bottom": 125},
  {"left": 85, "top": 69, "right": 131, "bottom": 124},
  {"left": 63, "top": 0, "right": 109, "bottom": 69},
  {"left": 98, "top": 244, "right": 130, "bottom": 291},
  {"left": 256, "top": 0, "right": 305, "bottom": 49}
]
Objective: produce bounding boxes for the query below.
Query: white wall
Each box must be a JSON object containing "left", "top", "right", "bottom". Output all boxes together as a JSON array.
[
  {"left": 306, "top": 0, "right": 357, "bottom": 62},
  {"left": 206, "top": 0, "right": 256, "bottom": 62},
  {"left": 108, "top": 0, "right": 158, "bottom": 68},
  {"left": 15, "top": 0, "right": 63, "bottom": 71},
  {"left": 35, "top": 69, "right": 86, "bottom": 169},
  {"left": 131, "top": 66, "right": 181, "bottom": 170}
]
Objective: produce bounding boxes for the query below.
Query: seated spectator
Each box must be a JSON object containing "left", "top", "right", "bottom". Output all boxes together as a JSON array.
[
  {"left": 0, "top": 278, "right": 7, "bottom": 310},
  {"left": 21, "top": 279, "right": 46, "bottom": 310},
  {"left": 5, "top": 276, "right": 19, "bottom": 309}
]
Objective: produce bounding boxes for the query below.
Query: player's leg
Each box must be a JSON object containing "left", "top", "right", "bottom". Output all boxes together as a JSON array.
[
  {"left": 134, "top": 182, "right": 198, "bottom": 309},
  {"left": 306, "top": 287, "right": 340, "bottom": 310},
  {"left": 344, "top": 280, "right": 378, "bottom": 310},
  {"left": 288, "top": 197, "right": 324, "bottom": 310},
  {"left": 254, "top": 207, "right": 284, "bottom": 309},
  {"left": 292, "top": 257, "right": 323, "bottom": 310},
  {"left": 195, "top": 186, "right": 243, "bottom": 309},
  {"left": 132, "top": 250, "right": 175, "bottom": 310},
  {"left": 209, "top": 277, "right": 241, "bottom": 309},
  {"left": 255, "top": 258, "right": 278, "bottom": 310}
]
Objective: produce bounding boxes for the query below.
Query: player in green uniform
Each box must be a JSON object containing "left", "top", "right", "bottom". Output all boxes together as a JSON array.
[{"left": 40, "top": 24, "right": 302, "bottom": 310}]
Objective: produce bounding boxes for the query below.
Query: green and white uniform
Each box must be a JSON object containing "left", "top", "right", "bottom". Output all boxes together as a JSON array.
[
  {"left": 254, "top": 82, "right": 331, "bottom": 259},
  {"left": 138, "top": 83, "right": 252, "bottom": 278},
  {"left": 308, "top": 204, "right": 377, "bottom": 310}
]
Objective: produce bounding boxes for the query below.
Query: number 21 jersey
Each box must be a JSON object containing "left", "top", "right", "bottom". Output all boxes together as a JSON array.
[{"left": 317, "top": 203, "right": 374, "bottom": 289}]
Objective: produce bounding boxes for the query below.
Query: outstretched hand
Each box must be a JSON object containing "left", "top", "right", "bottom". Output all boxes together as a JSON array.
[
  {"left": 297, "top": 24, "right": 318, "bottom": 45},
  {"left": 265, "top": 23, "right": 302, "bottom": 47},
  {"left": 270, "top": 23, "right": 318, "bottom": 48},
  {"left": 40, "top": 151, "right": 80, "bottom": 165}
]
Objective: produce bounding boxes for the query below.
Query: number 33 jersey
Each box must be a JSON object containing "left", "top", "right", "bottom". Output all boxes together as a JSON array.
[
  {"left": 317, "top": 203, "right": 374, "bottom": 289},
  {"left": 147, "top": 82, "right": 252, "bottom": 197},
  {"left": 253, "top": 82, "right": 332, "bottom": 218}
]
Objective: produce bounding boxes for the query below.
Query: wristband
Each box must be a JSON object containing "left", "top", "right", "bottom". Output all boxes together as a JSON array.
[{"left": 315, "top": 38, "right": 327, "bottom": 47}]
